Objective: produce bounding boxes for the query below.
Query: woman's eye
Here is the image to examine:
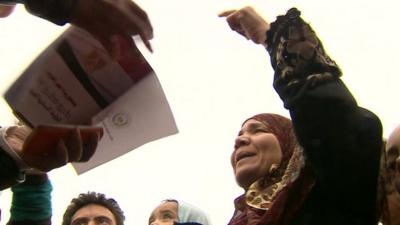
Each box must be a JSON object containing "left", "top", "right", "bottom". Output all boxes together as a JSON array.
[
  {"left": 254, "top": 128, "right": 268, "bottom": 133},
  {"left": 162, "top": 213, "right": 173, "bottom": 219}
]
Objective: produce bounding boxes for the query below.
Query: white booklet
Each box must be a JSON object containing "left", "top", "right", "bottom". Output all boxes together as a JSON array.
[{"left": 4, "top": 26, "right": 178, "bottom": 174}]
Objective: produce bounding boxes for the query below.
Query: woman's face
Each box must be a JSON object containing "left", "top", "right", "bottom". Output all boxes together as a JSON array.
[
  {"left": 231, "top": 119, "right": 283, "bottom": 189},
  {"left": 149, "top": 201, "right": 179, "bottom": 225}
]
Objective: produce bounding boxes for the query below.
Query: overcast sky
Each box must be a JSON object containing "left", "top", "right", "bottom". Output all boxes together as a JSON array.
[{"left": 1, "top": 1, "right": 399, "bottom": 225}]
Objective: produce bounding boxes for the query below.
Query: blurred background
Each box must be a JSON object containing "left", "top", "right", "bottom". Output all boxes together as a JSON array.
[{"left": 1, "top": 0, "right": 399, "bottom": 224}]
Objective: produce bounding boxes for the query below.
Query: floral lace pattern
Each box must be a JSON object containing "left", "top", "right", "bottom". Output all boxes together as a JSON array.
[{"left": 265, "top": 8, "right": 342, "bottom": 108}]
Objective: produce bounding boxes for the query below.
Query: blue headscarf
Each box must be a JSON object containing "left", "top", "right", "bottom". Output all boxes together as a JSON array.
[{"left": 176, "top": 200, "right": 210, "bottom": 225}]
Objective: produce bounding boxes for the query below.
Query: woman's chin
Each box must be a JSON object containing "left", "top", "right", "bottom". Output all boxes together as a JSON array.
[{"left": 235, "top": 168, "right": 259, "bottom": 190}]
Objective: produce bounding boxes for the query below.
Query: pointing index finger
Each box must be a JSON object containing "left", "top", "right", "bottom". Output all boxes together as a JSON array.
[
  {"left": 140, "top": 35, "right": 153, "bottom": 53},
  {"left": 218, "top": 9, "right": 237, "bottom": 17}
]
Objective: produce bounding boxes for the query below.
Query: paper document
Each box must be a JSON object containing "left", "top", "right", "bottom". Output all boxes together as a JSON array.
[{"left": 5, "top": 26, "right": 178, "bottom": 174}]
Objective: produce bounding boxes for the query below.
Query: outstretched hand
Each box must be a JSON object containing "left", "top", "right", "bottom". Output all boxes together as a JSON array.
[
  {"left": 5, "top": 125, "right": 102, "bottom": 172},
  {"left": 70, "top": 0, "right": 154, "bottom": 56},
  {"left": 219, "top": 7, "right": 270, "bottom": 45}
]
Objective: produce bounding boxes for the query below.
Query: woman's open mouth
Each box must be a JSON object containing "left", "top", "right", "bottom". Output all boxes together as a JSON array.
[{"left": 235, "top": 151, "right": 256, "bottom": 164}]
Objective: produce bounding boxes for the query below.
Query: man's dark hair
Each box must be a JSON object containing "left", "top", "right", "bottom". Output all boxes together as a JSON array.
[{"left": 62, "top": 192, "right": 125, "bottom": 225}]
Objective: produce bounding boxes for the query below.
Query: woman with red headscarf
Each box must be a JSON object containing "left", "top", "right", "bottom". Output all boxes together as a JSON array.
[{"left": 220, "top": 7, "right": 383, "bottom": 225}]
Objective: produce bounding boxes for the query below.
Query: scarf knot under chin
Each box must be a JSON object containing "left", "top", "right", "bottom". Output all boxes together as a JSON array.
[{"left": 245, "top": 144, "right": 306, "bottom": 211}]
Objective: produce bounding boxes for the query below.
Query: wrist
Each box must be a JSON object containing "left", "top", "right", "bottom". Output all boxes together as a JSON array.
[
  {"left": 22, "top": 171, "right": 48, "bottom": 185},
  {"left": 260, "top": 25, "right": 269, "bottom": 47}
]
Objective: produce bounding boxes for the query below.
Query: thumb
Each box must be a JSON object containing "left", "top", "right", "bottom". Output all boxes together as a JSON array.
[
  {"left": 78, "top": 133, "right": 99, "bottom": 162},
  {"left": 66, "top": 128, "right": 83, "bottom": 162}
]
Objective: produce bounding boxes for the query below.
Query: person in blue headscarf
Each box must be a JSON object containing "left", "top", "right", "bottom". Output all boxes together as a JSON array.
[{"left": 148, "top": 199, "right": 211, "bottom": 225}]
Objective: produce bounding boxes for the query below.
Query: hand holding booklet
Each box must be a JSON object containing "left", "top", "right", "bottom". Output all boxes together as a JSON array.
[{"left": 5, "top": 26, "right": 178, "bottom": 174}]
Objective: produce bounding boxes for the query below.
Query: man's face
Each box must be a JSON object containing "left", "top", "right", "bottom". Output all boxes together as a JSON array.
[
  {"left": 71, "top": 204, "right": 117, "bottom": 225},
  {"left": 387, "top": 127, "right": 400, "bottom": 194}
]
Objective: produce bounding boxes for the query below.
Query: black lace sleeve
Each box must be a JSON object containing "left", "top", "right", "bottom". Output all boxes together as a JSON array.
[
  {"left": 265, "top": 9, "right": 383, "bottom": 223},
  {"left": 265, "top": 8, "right": 342, "bottom": 109}
]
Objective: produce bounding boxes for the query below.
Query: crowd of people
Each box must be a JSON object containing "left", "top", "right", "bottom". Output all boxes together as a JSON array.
[{"left": 1, "top": 0, "right": 399, "bottom": 225}]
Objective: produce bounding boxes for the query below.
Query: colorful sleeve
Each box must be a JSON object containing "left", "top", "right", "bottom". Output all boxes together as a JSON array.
[{"left": 7, "top": 173, "right": 52, "bottom": 225}]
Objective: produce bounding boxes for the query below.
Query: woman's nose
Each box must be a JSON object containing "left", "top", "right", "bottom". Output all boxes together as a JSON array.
[{"left": 235, "top": 135, "right": 250, "bottom": 149}]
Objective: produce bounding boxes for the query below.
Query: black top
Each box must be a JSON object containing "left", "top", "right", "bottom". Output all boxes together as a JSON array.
[
  {"left": 0, "top": 148, "right": 21, "bottom": 190},
  {"left": 266, "top": 8, "right": 382, "bottom": 225}
]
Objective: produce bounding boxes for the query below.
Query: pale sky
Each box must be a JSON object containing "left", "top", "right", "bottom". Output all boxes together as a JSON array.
[{"left": 0, "top": 1, "right": 399, "bottom": 225}]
